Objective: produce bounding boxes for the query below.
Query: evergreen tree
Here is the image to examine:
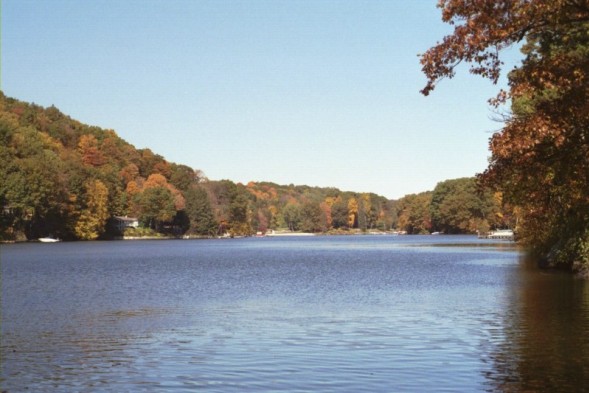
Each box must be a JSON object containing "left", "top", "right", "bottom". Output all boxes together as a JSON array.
[{"left": 185, "top": 187, "right": 217, "bottom": 236}]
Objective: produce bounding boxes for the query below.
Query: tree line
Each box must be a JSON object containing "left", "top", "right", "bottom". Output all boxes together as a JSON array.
[
  {"left": 0, "top": 93, "right": 509, "bottom": 241},
  {"left": 394, "top": 177, "right": 509, "bottom": 235}
]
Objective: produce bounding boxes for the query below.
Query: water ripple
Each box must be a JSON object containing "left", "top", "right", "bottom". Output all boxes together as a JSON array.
[{"left": 2, "top": 236, "right": 587, "bottom": 392}]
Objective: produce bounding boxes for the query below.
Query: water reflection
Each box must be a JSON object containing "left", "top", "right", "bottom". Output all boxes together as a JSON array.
[{"left": 485, "top": 256, "right": 589, "bottom": 392}]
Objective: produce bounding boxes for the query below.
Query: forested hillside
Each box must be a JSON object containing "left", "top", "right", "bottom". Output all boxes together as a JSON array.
[
  {"left": 0, "top": 93, "right": 398, "bottom": 240},
  {"left": 0, "top": 93, "right": 508, "bottom": 241}
]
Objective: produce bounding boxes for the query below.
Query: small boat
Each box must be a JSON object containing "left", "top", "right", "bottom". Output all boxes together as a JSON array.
[
  {"left": 479, "top": 229, "right": 515, "bottom": 241},
  {"left": 38, "top": 237, "right": 60, "bottom": 243}
]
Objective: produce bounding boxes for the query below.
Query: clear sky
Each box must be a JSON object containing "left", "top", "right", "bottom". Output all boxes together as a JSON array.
[{"left": 2, "top": 0, "right": 521, "bottom": 199}]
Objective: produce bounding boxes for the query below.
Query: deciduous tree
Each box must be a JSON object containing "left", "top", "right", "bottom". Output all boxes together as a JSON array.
[
  {"left": 331, "top": 197, "right": 349, "bottom": 229},
  {"left": 348, "top": 197, "right": 358, "bottom": 229},
  {"left": 396, "top": 192, "right": 432, "bottom": 234},
  {"left": 78, "top": 134, "right": 105, "bottom": 167},
  {"left": 282, "top": 203, "right": 301, "bottom": 231},
  {"left": 421, "top": 0, "right": 589, "bottom": 274},
  {"left": 299, "top": 201, "right": 324, "bottom": 233},
  {"left": 137, "top": 186, "right": 176, "bottom": 230},
  {"left": 430, "top": 177, "right": 502, "bottom": 234},
  {"left": 74, "top": 179, "right": 109, "bottom": 240}
]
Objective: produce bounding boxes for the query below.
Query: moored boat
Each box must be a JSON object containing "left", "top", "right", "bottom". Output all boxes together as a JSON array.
[
  {"left": 38, "top": 237, "right": 60, "bottom": 243},
  {"left": 478, "top": 229, "right": 514, "bottom": 241}
]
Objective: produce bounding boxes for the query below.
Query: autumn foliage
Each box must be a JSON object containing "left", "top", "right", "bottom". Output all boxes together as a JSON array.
[
  {"left": 422, "top": 0, "right": 589, "bottom": 275},
  {"left": 0, "top": 92, "right": 513, "bottom": 241},
  {"left": 0, "top": 93, "right": 400, "bottom": 240}
]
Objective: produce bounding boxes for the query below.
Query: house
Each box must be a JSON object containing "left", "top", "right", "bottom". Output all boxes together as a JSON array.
[{"left": 113, "top": 216, "right": 139, "bottom": 232}]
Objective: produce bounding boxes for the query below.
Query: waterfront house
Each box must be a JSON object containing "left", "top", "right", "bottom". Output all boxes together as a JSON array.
[{"left": 113, "top": 216, "right": 139, "bottom": 232}]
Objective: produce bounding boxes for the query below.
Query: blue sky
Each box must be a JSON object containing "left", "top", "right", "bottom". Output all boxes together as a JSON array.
[{"left": 2, "top": 0, "right": 521, "bottom": 199}]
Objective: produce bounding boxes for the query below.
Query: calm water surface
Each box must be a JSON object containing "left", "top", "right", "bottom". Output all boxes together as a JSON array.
[{"left": 1, "top": 236, "right": 588, "bottom": 392}]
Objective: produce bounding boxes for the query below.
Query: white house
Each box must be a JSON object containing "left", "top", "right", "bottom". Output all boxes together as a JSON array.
[{"left": 113, "top": 216, "right": 139, "bottom": 232}]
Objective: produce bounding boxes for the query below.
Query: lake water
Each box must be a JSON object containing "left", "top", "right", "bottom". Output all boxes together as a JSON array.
[{"left": 1, "top": 235, "right": 588, "bottom": 392}]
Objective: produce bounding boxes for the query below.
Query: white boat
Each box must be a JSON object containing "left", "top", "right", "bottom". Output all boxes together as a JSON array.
[
  {"left": 266, "top": 230, "right": 315, "bottom": 237},
  {"left": 38, "top": 237, "right": 60, "bottom": 243},
  {"left": 484, "top": 229, "right": 515, "bottom": 240}
]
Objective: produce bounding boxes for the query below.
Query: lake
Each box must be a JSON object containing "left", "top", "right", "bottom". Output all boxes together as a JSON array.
[{"left": 1, "top": 235, "right": 588, "bottom": 392}]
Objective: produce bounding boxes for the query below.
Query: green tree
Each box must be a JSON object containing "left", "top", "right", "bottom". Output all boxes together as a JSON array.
[
  {"left": 430, "top": 177, "right": 501, "bottom": 234},
  {"left": 137, "top": 186, "right": 176, "bottom": 230},
  {"left": 0, "top": 117, "right": 19, "bottom": 240},
  {"left": 185, "top": 186, "right": 217, "bottom": 236},
  {"left": 396, "top": 192, "right": 432, "bottom": 234},
  {"left": 331, "top": 197, "right": 349, "bottom": 229},
  {"left": 299, "top": 201, "right": 324, "bottom": 233},
  {"left": 357, "top": 196, "right": 367, "bottom": 232},
  {"left": 229, "top": 192, "right": 252, "bottom": 236},
  {"left": 3, "top": 126, "right": 68, "bottom": 239},
  {"left": 282, "top": 203, "right": 301, "bottom": 231},
  {"left": 206, "top": 179, "right": 238, "bottom": 226},
  {"left": 170, "top": 164, "right": 199, "bottom": 192}
]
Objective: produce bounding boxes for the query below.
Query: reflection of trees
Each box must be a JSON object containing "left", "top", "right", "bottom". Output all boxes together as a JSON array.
[{"left": 485, "top": 257, "right": 589, "bottom": 391}]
